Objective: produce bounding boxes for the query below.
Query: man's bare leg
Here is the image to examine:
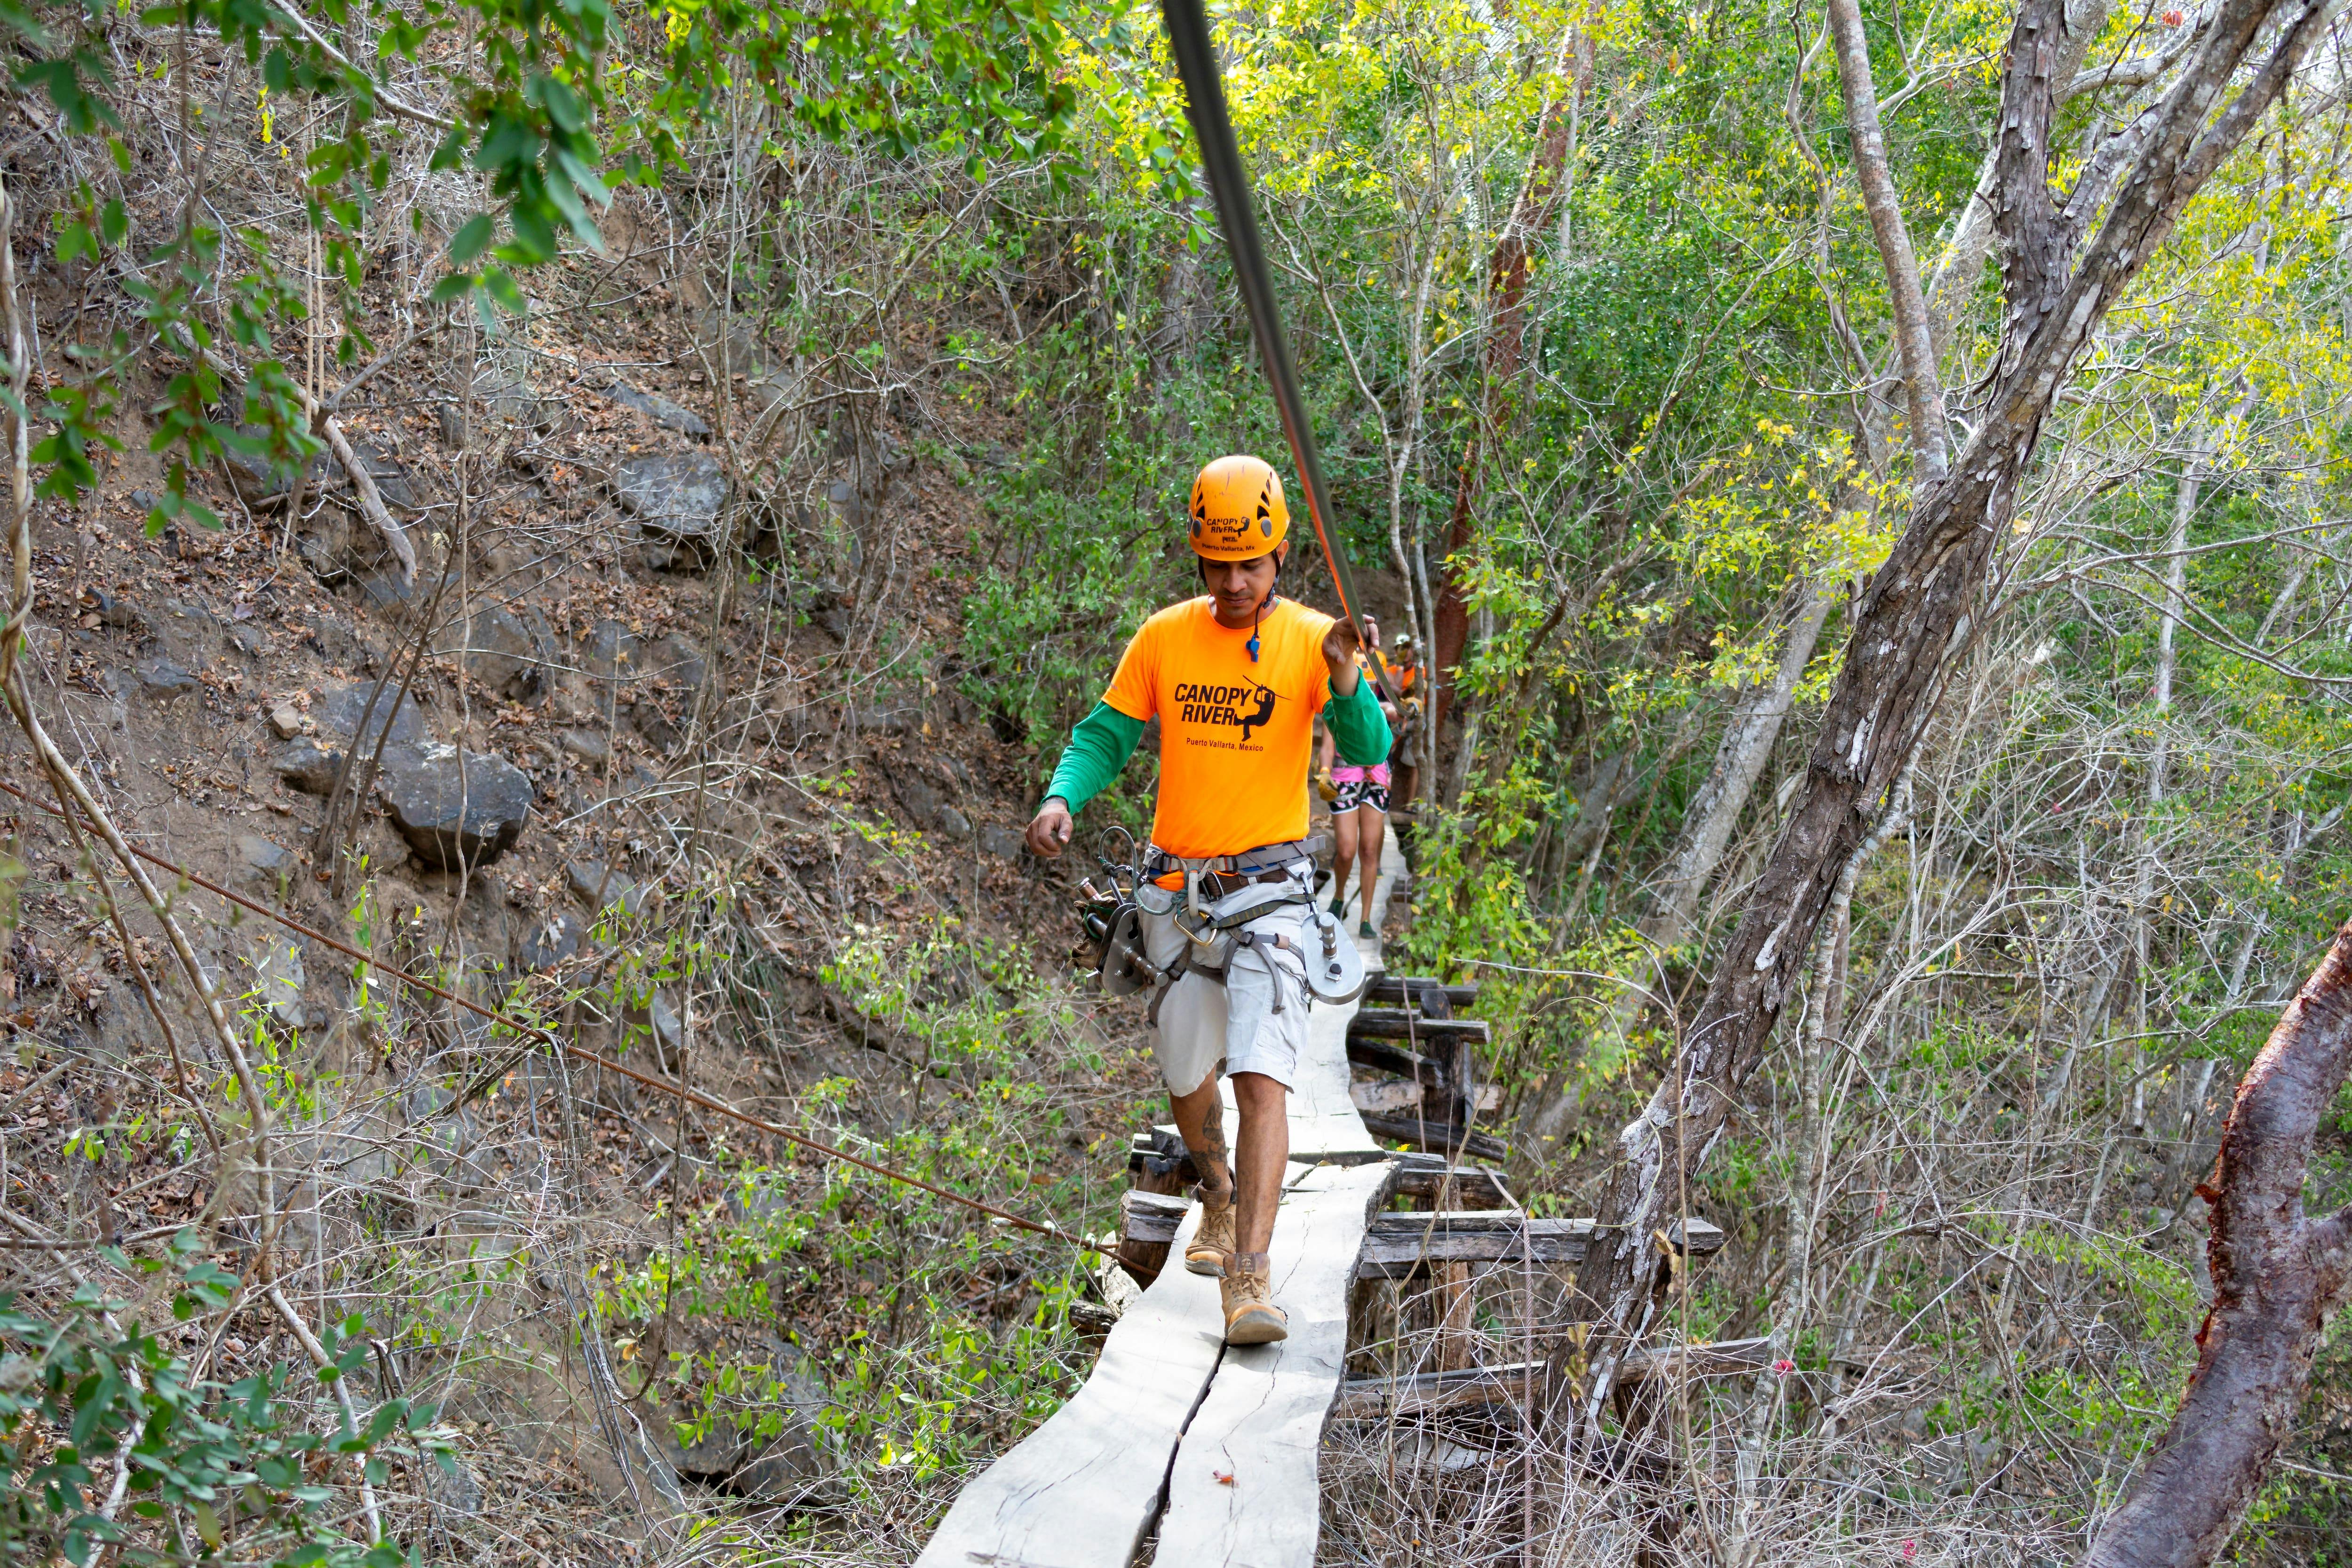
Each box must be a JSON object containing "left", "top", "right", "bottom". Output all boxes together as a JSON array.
[
  {"left": 1228, "top": 1071, "right": 1289, "bottom": 1254},
  {"left": 1168, "top": 1076, "right": 1233, "bottom": 1201},
  {"left": 1170, "top": 1072, "right": 1288, "bottom": 1251}
]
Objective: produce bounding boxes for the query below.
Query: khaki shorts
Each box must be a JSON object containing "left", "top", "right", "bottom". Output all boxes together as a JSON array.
[{"left": 1139, "top": 859, "right": 1316, "bottom": 1095}]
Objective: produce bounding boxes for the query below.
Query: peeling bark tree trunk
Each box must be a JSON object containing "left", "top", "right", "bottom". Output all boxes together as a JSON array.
[
  {"left": 1923, "top": 0, "right": 2114, "bottom": 358},
  {"left": 2082, "top": 919, "right": 2352, "bottom": 1568},
  {"left": 1429, "top": 28, "right": 1591, "bottom": 783},
  {"left": 1568, "top": 0, "right": 2344, "bottom": 1422}
]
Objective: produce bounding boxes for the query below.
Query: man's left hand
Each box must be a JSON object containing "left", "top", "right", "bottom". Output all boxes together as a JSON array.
[{"left": 1323, "top": 615, "right": 1367, "bottom": 693}]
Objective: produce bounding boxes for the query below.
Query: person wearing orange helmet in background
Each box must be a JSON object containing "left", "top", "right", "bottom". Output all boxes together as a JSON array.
[{"left": 1025, "top": 455, "right": 1391, "bottom": 1346}]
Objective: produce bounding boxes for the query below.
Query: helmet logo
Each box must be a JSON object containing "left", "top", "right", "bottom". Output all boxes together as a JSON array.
[{"left": 1190, "top": 455, "right": 1287, "bottom": 560}]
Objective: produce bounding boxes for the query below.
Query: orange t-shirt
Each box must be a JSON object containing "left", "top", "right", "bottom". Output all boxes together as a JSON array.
[{"left": 1102, "top": 596, "right": 1335, "bottom": 860}]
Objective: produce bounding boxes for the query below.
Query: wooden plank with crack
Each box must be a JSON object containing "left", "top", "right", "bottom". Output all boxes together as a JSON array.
[
  {"left": 917, "top": 834, "right": 1397, "bottom": 1565},
  {"left": 912, "top": 1204, "right": 1227, "bottom": 1568},
  {"left": 1150, "top": 1159, "right": 1398, "bottom": 1568}
]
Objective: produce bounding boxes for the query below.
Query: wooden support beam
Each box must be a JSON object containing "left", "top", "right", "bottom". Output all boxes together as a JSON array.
[
  {"left": 1435, "top": 1259, "right": 1474, "bottom": 1371},
  {"left": 1348, "top": 1010, "right": 1491, "bottom": 1045},
  {"left": 1328, "top": 1338, "right": 1774, "bottom": 1421},
  {"left": 1354, "top": 1212, "right": 1725, "bottom": 1280},
  {"left": 1362, "top": 975, "right": 1481, "bottom": 1010},
  {"left": 1348, "top": 1079, "right": 1500, "bottom": 1115},
  {"left": 1127, "top": 1125, "right": 1199, "bottom": 1192},
  {"left": 1357, "top": 1110, "right": 1508, "bottom": 1162},
  {"left": 1344, "top": 1034, "right": 1442, "bottom": 1084},
  {"left": 1392, "top": 1156, "right": 1512, "bottom": 1210},
  {"left": 1112, "top": 1194, "right": 1729, "bottom": 1281}
]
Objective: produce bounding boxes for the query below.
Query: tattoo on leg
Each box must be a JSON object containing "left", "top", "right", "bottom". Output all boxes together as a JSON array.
[{"left": 1197, "top": 1096, "right": 1233, "bottom": 1200}]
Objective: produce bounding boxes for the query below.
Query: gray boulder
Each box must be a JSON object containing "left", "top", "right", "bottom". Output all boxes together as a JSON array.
[
  {"left": 353, "top": 570, "right": 431, "bottom": 623},
  {"left": 427, "top": 1456, "right": 485, "bottom": 1517},
  {"left": 890, "top": 768, "right": 970, "bottom": 840},
  {"left": 135, "top": 658, "right": 201, "bottom": 703},
  {"left": 380, "top": 744, "right": 533, "bottom": 871},
  {"left": 978, "top": 823, "right": 1025, "bottom": 863},
  {"left": 582, "top": 618, "right": 644, "bottom": 681},
  {"left": 315, "top": 681, "right": 430, "bottom": 750},
  {"left": 606, "top": 382, "right": 712, "bottom": 437},
  {"left": 234, "top": 833, "right": 294, "bottom": 891},
  {"left": 152, "top": 601, "right": 220, "bottom": 664},
  {"left": 615, "top": 453, "right": 727, "bottom": 567},
  {"left": 646, "top": 633, "right": 708, "bottom": 693},
  {"left": 516, "top": 911, "right": 585, "bottom": 971},
  {"left": 442, "top": 603, "right": 551, "bottom": 699},
  {"left": 84, "top": 588, "right": 144, "bottom": 632},
  {"left": 727, "top": 1351, "right": 830, "bottom": 1501},
  {"left": 651, "top": 1342, "right": 828, "bottom": 1500},
  {"left": 250, "top": 935, "right": 307, "bottom": 1028},
  {"left": 272, "top": 736, "right": 346, "bottom": 796},
  {"left": 568, "top": 860, "right": 653, "bottom": 919},
  {"left": 560, "top": 728, "right": 613, "bottom": 769},
  {"left": 332, "top": 441, "right": 419, "bottom": 514}
]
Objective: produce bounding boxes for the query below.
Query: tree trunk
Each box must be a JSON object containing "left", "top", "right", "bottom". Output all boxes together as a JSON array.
[
  {"left": 1568, "top": 0, "right": 2342, "bottom": 1419},
  {"left": 1922, "top": 0, "right": 2113, "bottom": 356},
  {"left": 2082, "top": 919, "right": 2352, "bottom": 1568},
  {"left": 1642, "top": 577, "right": 1836, "bottom": 950},
  {"left": 1823, "top": 0, "right": 1947, "bottom": 479},
  {"left": 1428, "top": 28, "right": 1591, "bottom": 783}
]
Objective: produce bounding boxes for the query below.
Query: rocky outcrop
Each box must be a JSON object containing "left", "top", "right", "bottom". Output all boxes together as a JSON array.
[
  {"left": 606, "top": 381, "right": 712, "bottom": 437},
  {"left": 615, "top": 453, "right": 727, "bottom": 570},
  {"left": 380, "top": 744, "right": 533, "bottom": 871},
  {"left": 442, "top": 602, "right": 554, "bottom": 700}
]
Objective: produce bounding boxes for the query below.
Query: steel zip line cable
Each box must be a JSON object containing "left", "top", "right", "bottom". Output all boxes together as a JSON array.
[
  {"left": 0, "top": 774, "right": 1085, "bottom": 1247},
  {"left": 1160, "top": 0, "right": 1398, "bottom": 702}
]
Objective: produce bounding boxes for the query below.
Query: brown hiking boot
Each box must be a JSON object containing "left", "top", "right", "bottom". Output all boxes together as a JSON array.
[
  {"left": 1221, "top": 1251, "right": 1288, "bottom": 1345},
  {"left": 1184, "top": 1186, "right": 1236, "bottom": 1278}
]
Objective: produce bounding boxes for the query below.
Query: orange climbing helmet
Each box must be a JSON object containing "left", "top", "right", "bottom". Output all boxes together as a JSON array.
[{"left": 1188, "top": 454, "right": 1289, "bottom": 561}]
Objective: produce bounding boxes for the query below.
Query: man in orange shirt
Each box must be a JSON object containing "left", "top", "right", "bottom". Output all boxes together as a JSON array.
[{"left": 1025, "top": 455, "right": 1391, "bottom": 1344}]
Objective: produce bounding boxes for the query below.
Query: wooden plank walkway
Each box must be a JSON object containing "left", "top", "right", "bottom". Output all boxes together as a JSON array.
[
  {"left": 1151, "top": 1160, "right": 1392, "bottom": 1567},
  {"left": 917, "top": 827, "right": 1406, "bottom": 1568}
]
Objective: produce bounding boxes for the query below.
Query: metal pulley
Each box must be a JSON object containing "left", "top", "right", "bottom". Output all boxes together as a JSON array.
[
  {"left": 1300, "top": 905, "right": 1365, "bottom": 1004},
  {"left": 1097, "top": 903, "right": 1158, "bottom": 997}
]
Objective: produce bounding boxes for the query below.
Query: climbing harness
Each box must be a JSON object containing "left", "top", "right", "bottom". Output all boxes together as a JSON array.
[{"left": 1077, "top": 829, "right": 1364, "bottom": 1010}]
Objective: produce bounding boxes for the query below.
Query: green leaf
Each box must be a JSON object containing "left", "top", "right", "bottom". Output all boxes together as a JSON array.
[{"left": 447, "top": 213, "right": 496, "bottom": 265}]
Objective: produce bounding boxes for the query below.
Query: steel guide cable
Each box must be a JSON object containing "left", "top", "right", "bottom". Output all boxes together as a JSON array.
[{"left": 1161, "top": 0, "right": 1399, "bottom": 701}]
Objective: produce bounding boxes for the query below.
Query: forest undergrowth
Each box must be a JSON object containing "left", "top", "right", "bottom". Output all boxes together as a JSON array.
[{"left": 0, "top": 0, "right": 2349, "bottom": 1563}]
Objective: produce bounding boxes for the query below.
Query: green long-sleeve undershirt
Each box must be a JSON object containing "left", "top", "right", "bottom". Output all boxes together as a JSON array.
[{"left": 1044, "top": 674, "right": 1392, "bottom": 814}]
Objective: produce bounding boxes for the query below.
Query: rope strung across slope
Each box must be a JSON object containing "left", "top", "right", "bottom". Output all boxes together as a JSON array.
[
  {"left": 1160, "top": 0, "right": 1399, "bottom": 704},
  {"left": 0, "top": 775, "right": 1087, "bottom": 1248}
]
